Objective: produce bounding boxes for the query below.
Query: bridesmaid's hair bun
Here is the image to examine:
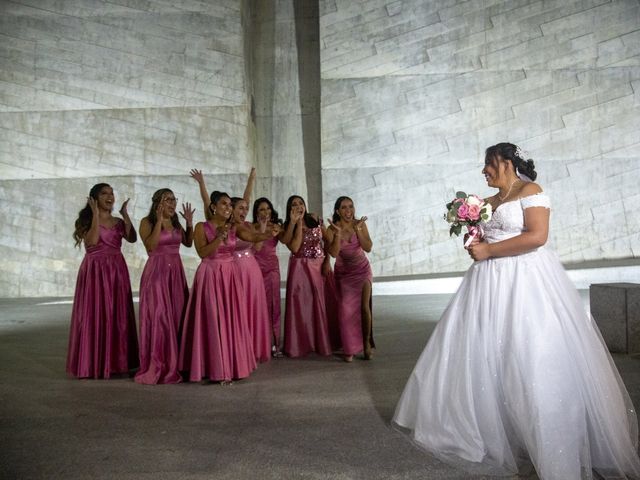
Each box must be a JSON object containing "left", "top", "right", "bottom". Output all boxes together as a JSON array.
[{"left": 210, "top": 190, "right": 230, "bottom": 205}]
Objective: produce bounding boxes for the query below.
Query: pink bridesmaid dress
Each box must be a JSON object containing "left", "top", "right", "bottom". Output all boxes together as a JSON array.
[
  {"left": 235, "top": 223, "right": 271, "bottom": 363},
  {"left": 179, "top": 222, "right": 256, "bottom": 382},
  {"left": 283, "top": 226, "right": 332, "bottom": 357},
  {"left": 323, "top": 268, "right": 342, "bottom": 351},
  {"left": 66, "top": 220, "right": 139, "bottom": 379},
  {"left": 253, "top": 235, "right": 281, "bottom": 349},
  {"left": 135, "top": 228, "right": 188, "bottom": 385},
  {"left": 334, "top": 233, "right": 373, "bottom": 356}
]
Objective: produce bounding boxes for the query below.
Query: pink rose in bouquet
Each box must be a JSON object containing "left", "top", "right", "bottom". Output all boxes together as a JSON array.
[{"left": 444, "top": 192, "right": 493, "bottom": 247}]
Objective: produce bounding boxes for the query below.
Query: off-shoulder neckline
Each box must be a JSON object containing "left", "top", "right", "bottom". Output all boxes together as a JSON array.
[{"left": 494, "top": 192, "right": 547, "bottom": 213}]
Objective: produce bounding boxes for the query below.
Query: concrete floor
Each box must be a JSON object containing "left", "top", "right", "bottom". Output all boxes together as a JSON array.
[{"left": 1, "top": 294, "right": 639, "bottom": 480}]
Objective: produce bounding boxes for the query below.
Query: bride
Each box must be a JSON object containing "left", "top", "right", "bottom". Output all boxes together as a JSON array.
[{"left": 393, "top": 143, "right": 640, "bottom": 479}]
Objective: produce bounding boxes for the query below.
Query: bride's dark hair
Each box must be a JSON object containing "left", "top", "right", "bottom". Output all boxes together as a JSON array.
[{"left": 485, "top": 143, "right": 537, "bottom": 181}]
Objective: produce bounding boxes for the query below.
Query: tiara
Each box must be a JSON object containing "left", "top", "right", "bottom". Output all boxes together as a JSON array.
[{"left": 515, "top": 146, "right": 528, "bottom": 160}]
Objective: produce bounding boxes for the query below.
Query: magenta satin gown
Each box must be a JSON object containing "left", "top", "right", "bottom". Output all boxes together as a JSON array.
[
  {"left": 284, "top": 226, "right": 332, "bottom": 357},
  {"left": 334, "top": 233, "right": 373, "bottom": 355},
  {"left": 135, "top": 228, "right": 188, "bottom": 385},
  {"left": 235, "top": 224, "right": 271, "bottom": 363},
  {"left": 253, "top": 235, "right": 281, "bottom": 348},
  {"left": 66, "top": 221, "right": 139, "bottom": 379},
  {"left": 179, "top": 222, "right": 256, "bottom": 382}
]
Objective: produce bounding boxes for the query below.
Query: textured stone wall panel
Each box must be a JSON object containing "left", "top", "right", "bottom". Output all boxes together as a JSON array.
[
  {"left": 321, "top": 0, "right": 640, "bottom": 278},
  {"left": 0, "top": 0, "right": 254, "bottom": 297}
]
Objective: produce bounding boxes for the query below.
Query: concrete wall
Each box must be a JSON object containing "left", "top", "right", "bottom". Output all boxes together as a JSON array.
[
  {"left": 250, "top": 0, "right": 318, "bottom": 213},
  {"left": 0, "top": 0, "right": 254, "bottom": 297},
  {"left": 320, "top": 0, "right": 640, "bottom": 277},
  {"left": 2, "top": 0, "right": 639, "bottom": 297}
]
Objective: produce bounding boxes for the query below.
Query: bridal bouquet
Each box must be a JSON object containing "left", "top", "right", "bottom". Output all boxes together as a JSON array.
[{"left": 445, "top": 192, "right": 493, "bottom": 247}]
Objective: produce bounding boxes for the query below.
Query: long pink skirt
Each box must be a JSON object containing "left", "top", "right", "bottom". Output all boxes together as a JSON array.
[
  {"left": 135, "top": 253, "right": 188, "bottom": 384},
  {"left": 255, "top": 245, "right": 282, "bottom": 348},
  {"left": 66, "top": 252, "right": 139, "bottom": 379},
  {"left": 179, "top": 258, "right": 256, "bottom": 382},
  {"left": 283, "top": 257, "right": 332, "bottom": 357},
  {"left": 237, "top": 255, "right": 271, "bottom": 363},
  {"left": 335, "top": 263, "right": 372, "bottom": 355}
]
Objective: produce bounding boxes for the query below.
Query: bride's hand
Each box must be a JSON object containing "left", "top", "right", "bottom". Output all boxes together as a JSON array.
[
  {"left": 468, "top": 242, "right": 490, "bottom": 261},
  {"left": 464, "top": 234, "right": 480, "bottom": 250}
]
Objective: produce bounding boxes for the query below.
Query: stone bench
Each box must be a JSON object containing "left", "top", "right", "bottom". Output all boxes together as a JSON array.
[{"left": 590, "top": 283, "right": 640, "bottom": 354}]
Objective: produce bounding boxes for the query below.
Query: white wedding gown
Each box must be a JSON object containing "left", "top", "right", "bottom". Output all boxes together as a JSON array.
[{"left": 393, "top": 194, "right": 640, "bottom": 479}]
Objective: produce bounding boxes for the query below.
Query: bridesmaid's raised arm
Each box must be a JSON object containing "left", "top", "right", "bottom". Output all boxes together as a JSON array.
[{"left": 189, "top": 169, "right": 212, "bottom": 220}]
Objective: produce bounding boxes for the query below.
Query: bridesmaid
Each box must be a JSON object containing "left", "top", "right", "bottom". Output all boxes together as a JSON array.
[
  {"left": 190, "top": 167, "right": 273, "bottom": 363},
  {"left": 232, "top": 195, "right": 275, "bottom": 363},
  {"left": 179, "top": 190, "right": 278, "bottom": 384},
  {"left": 134, "top": 189, "right": 194, "bottom": 385},
  {"left": 283, "top": 195, "right": 333, "bottom": 358},
  {"left": 252, "top": 197, "right": 286, "bottom": 356},
  {"left": 67, "top": 183, "right": 138, "bottom": 379},
  {"left": 326, "top": 196, "right": 374, "bottom": 362}
]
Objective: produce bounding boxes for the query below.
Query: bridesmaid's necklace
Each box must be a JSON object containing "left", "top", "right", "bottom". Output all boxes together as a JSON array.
[{"left": 498, "top": 178, "right": 519, "bottom": 201}]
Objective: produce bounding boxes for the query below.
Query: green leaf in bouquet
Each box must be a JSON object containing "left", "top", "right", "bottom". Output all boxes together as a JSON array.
[{"left": 455, "top": 191, "right": 467, "bottom": 199}]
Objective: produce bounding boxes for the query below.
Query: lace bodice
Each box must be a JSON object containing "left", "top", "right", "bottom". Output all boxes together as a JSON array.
[{"left": 482, "top": 194, "right": 551, "bottom": 244}]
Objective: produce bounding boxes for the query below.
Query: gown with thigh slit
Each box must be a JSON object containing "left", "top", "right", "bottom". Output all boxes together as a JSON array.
[{"left": 334, "top": 233, "right": 373, "bottom": 356}]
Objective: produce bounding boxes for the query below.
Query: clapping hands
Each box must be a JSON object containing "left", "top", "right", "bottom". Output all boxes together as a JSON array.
[
  {"left": 216, "top": 222, "right": 231, "bottom": 241},
  {"left": 354, "top": 216, "right": 368, "bottom": 231},
  {"left": 119, "top": 198, "right": 131, "bottom": 219}
]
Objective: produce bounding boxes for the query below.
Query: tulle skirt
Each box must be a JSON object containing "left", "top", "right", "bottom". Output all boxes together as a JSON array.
[
  {"left": 66, "top": 252, "right": 139, "bottom": 379},
  {"left": 393, "top": 247, "right": 640, "bottom": 480}
]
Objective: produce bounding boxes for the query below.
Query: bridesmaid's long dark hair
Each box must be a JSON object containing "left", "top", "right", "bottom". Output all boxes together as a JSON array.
[
  {"left": 147, "top": 188, "right": 181, "bottom": 230},
  {"left": 332, "top": 196, "right": 353, "bottom": 224},
  {"left": 252, "top": 197, "right": 282, "bottom": 225},
  {"left": 73, "top": 183, "right": 110, "bottom": 247},
  {"left": 283, "top": 195, "right": 319, "bottom": 230}
]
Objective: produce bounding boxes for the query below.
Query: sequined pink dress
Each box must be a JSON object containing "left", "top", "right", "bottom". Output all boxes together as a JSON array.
[
  {"left": 283, "top": 226, "right": 332, "bottom": 357},
  {"left": 135, "top": 228, "right": 188, "bottom": 385},
  {"left": 66, "top": 220, "right": 139, "bottom": 379},
  {"left": 179, "top": 222, "right": 256, "bottom": 382},
  {"left": 235, "top": 223, "right": 271, "bottom": 363},
  {"left": 334, "top": 233, "right": 373, "bottom": 355},
  {"left": 254, "top": 235, "right": 281, "bottom": 349}
]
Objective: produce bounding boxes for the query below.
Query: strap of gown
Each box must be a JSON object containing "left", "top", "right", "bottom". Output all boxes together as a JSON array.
[
  {"left": 202, "top": 221, "right": 215, "bottom": 242},
  {"left": 520, "top": 193, "right": 551, "bottom": 210}
]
